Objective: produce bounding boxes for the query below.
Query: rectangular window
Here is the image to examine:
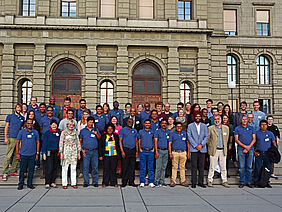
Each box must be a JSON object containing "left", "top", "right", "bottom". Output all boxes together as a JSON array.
[
  {"left": 61, "top": 1, "right": 76, "bottom": 17},
  {"left": 259, "top": 99, "right": 271, "bottom": 114},
  {"left": 20, "top": 0, "right": 36, "bottom": 16},
  {"left": 100, "top": 0, "right": 116, "bottom": 18},
  {"left": 178, "top": 0, "right": 192, "bottom": 20},
  {"left": 139, "top": 0, "right": 154, "bottom": 19},
  {"left": 256, "top": 10, "right": 269, "bottom": 36},
  {"left": 224, "top": 9, "right": 237, "bottom": 35}
]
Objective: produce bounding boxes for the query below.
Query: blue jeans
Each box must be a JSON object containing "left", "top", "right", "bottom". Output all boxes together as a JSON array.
[
  {"left": 140, "top": 150, "right": 154, "bottom": 184},
  {"left": 83, "top": 149, "right": 99, "bottom": 185},
  {"left": 18, "top": 154, "right": 36, "bottom": 187},
  {"left": 238, "top": 149, "right": 254, "bottom": 185},
  {"left": 254, "top": 151, "right": 271, "bottom": 184}
]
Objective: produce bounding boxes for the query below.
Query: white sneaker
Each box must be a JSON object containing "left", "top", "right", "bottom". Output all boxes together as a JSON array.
[
  {"left": 45, "top": 184, "right": 50, "bottom": 189},
  {"left": 149, "top": 183, "right": 155, "bottom": 188},
  {"left": 140, "top": 183, "right": 145, "bottom": 187}
]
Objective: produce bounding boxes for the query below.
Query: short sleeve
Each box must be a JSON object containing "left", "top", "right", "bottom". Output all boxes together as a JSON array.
[
  {"left": 119, "top": 129, "right": 124, "bottom": 138},
  {"left": 35, "top": 131, "right": 40, "bottom": 141},
  {"left": 234, "top": 127, "right": 239, "bottom": 135},
  {"left": 97, "top": 130, "right": 101, "bottom": 136},
  {"left": 16, "top": 130, "right": 22, "bottom": 140},
  {"left": 105, "top": 116, "right": 109, "bottom": 123},
  {"left": 168, "top": 134, "right": 173, "bottom": 142},
  {"left": 137, "top": 132, "right": 141, "bottom": 140},
  {"left": 79, "top": 130, "right": 83, "bottom": 139},
  {"left": 153, "top": 130, "right": 158, "bottom": 138},
  {"left": 5, "top": 115, "right": 11, "bottom": 123}
]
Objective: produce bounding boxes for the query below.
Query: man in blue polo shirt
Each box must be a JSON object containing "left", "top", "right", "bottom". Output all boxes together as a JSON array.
[
  {"left": 138, "top": 119, "right": 155, "bottom": 188},
  {"left": 254, "top": 120, "right": 276, "bottom": 188},
  {"left": 93, "top": 105, "right": 109, "bottom": 134},
  {"left": 27, "top": 96, "right": 39, "bottom": 113},
  {"left": 249, "top": 101, "right": 266, "bottom": 129},
  {"left": 140, "top": 102, "right": 151, "bottom": 127},
  {"left": 150, "top": 110, "right": 159, "bottom": 133},
  {"left": 47, "top": 96, "right": 60, "bottom": 118},
  {"left": 108, "top": 101, "right": 124, "bottom": 126},
  {"left": 119, "top": 118, "right": 138, "bottom": 187},
  {"left": 40, "top": 106, "right": 60, "bottom": 136},
  {"left": 168, "top": 122, "right": 190, "bottom": 187},
  {"left": 79, "top": 116, "right": 101, "bottom": 187},
  {"left": 234, "top": 115, "right": 256, "bottom": 188},
  {"left": 36, "top": 103, "right": 47, "bottom": 123},
  {"left": 76, "top": 99, "right": 91, "bottom": 121},
  {"left": 154, "top": 119, "right": 170, "bottom": 187},
  {"left": 16, "top": 118, "right": 40, "bottom": 190},
  {"left": 2, "top": 104, "right": 25, "bottom": 181}
]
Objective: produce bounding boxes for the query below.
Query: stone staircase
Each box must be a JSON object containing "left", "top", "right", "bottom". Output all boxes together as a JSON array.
[{"left": 0, "top": 126, "right": 4, "bottom": 143}]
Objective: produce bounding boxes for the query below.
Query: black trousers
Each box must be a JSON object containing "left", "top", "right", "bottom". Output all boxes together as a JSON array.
[
  {"left": 191, "top": 152, "right": 205, "bottom": 185},
  {"left": 103, "top": 156, "right": 118, "bottom": 186},
  {"left": 45, "top": 150, "right": 59, "bottom": 185},
  {"left": 122, "top": 147, "right": 136, "bottom": 185}
]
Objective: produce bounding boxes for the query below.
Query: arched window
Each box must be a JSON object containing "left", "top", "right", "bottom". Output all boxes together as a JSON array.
[
  {"left": 257, "top": 55, "right": 270, "bottom": 84},
  {"left": 180, "top": 82, "right": 192, "bottom": 103},
  {"left": 100, "top": 81, "right": 114, "bottom": 105},
  {"left": 20, "top": 80, "right": 33, "bottom": 104},
  {"left": 227, "top": 54, "right": 238, "bottom": 84}
]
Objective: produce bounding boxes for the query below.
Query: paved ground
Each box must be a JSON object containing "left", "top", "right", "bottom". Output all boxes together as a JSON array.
[{"left": 1, "top": 185, "right": 282, "bottom": 212}]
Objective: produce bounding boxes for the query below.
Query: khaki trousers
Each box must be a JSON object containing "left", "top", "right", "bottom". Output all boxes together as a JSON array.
[
  {"left": 171, "top": 151, "right": 187, "bottom": 184},
  {"left": 208, "top": 150, "right": 227, "bottom": 183},
  {"left": 2, "top": 138, "right": 18, "bottom": 174}
]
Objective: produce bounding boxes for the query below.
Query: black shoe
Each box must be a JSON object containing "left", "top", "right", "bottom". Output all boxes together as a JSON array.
[
  {"left": 198, "top": 183, "right": 206, "bottom": 188},
  {"left": 246, "top": 184, "right": 253, "bottom": 188},
  {"left": 93, "top": 184, "right": 99, "bottom": 187},
  {"left": 191, "top": 184, "right": 196, "bottom": 188},
  {"left": 83, "top": 184, "right": 89, "bottom": 188},
  {"left": 266, "top": 183, "right": 272, "bottom": 188},
  {"left": 129, "top": 184, "right": 138, "bottom": 187},
  {"left": 121, "top": 184, "right": 127, "bottom": 188},
  {"left": 17, "top": 185, "right": 23, "bottom": 190},
  {"left": 239, "top": 184, "right": 244, "bottom": 188},
  {"left": 27, "top": 184, "right": 35, "bottom": 189}
]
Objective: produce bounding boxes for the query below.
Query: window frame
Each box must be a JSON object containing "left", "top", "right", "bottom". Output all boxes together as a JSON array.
[
  {"left": 180, "top": 81, "right": 192, "bottom": 104},
  {"left": 178, "top": 0, "right": 192, "bottom": 21},
  {"left": 100, "top": 81, "right": 114, "bottom": 105},
  {"left": 256, "top": 55, "right": 271, "bottom": 85},
  {"left": 255, "top": 9, "right": 271, "bottom": 37},
  {"left": 258, "top": 99, "right": 271, "bottom": 114},
  {"left": 19, "top": 79, "right": 33, "bottom": 104},
  {"left": 100, "top": 0, "right": 116, "bottom": 18},
  {"left": 20, "top": 0, "right": 36, "bottom": 16},
  {"left": 227, "top": 54, "right": 239, "bottom": 85},
  {"left": 224, "top": 9, "right": 237, "bottom": 36},
  {"left": 61, "top": 1, "right": 77, "bottom": 17}
]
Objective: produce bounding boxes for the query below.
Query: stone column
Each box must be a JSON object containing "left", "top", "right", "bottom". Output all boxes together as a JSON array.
[
  {"left": 116, "top": 46, "right": 129, "bottom": 110},
  {"left": 0, "top": 44, "right": 15, "bottom": 122},
  {"left": 85, "top": 45, "right": 98, "bottom": 110},
  {"left": 197, "top": 48, "right": 210, "bottom": 106},
  {"left": 32, "top": 44, "right": 46, "bottom": 103},
  {"left": 167, "top": 47, "right": 180, "bottom": 112}
]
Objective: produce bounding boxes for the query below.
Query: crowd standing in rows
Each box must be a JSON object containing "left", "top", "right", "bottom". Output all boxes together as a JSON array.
[{"left": 2, "top": 96, "right": 280, "bottom": 190}]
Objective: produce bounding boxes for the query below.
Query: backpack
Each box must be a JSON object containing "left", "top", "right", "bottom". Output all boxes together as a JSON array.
[{"left": 257, "top": 166, "right": 271, "bottom": 188}]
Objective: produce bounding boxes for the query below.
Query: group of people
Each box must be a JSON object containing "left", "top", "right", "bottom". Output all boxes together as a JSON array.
[{"left": 2, "top": 96, "right": 280, "bottom": 190}]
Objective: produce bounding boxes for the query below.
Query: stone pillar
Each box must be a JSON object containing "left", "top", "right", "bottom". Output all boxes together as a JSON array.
[
  {"left": 116, "top": 46, "right": 129, "bottom": 110},
  {"left": 118, "top": 0, "right": 130, "bottom": 18},
  {"left": 197, "top": 47, "right": 210, "bottom": 106},
  {"left": 167, "top": 47, "right": 180, "bottom": 112},
  {"left": 85, "top": 45, "right": 98, "bottom": 110},
  {"left": 32, "top": 44, "right": 46, "bottom": 103},
  {"left": 0, "top": 44, "right": 15, "bottom": 123}
]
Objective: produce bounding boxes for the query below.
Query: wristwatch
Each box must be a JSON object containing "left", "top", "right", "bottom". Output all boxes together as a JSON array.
[{"left": 36, "top": 152, "right": 39, "bottom": 154}]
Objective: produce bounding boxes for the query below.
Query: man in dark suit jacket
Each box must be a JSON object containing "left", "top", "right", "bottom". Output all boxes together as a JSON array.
[
  {"left": 55, "top": 97, "right": 76, "bottom": 120},
  {"left": 123, "top": 108, "right": 142, "bottom": 132}
]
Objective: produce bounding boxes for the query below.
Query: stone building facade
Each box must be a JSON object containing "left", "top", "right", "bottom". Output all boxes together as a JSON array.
[{"left": 0, "top": 0, "right": 282, "bottom": 127}]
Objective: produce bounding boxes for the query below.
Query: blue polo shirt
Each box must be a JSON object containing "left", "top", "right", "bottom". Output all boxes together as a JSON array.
[
  {"left": 6, "top": 113, "right": 25, "bottom": 138},
  {"left": 42, "top": 130, "right": 61, "bottom": 154},
  {"left": 150, "top": 119, "right": 159, "bottom": 133},
  {"left": 47, "top": 104, "right": 60, "bottom": 117},
  {"left": 93, "top": 114, "right": 109, "bottom": 132},
  {"left": 234, "top": 124, "right": 256, "bottom": 151},
  {"left": 169, "top": 131, "right": 188, "bottom": 151},
  {"left": 138, "top": 129, "right": 154, "bottom": 149},
  {"left": 119, "top": 127, "right": 137, "bottom": 149},
  {"left": 27, "top": 104, "right": 39, "bottom": 113},
  {"left": 255, "top": 130, "right": 275, "bottom": 152},
  {"left": 154, "top": 128, "right": 170, "bottom": 149},
  {"left": 79, "top": 127, "right": 100, "bottom": 150},
  {"left": 76, "top": 107, "right": 92, "bottom": 121},
  {"left": 108, "top": 109, "right": 124, "bottom": 125},
  {"left": 39, "top": 116, "right": 60, "bottom": 135},
  {"left": 140, "top": 111, "right": 151, "bottom": 126},
  {"left": 17, "top": 129, "right": 39, "bottom": 156}
]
